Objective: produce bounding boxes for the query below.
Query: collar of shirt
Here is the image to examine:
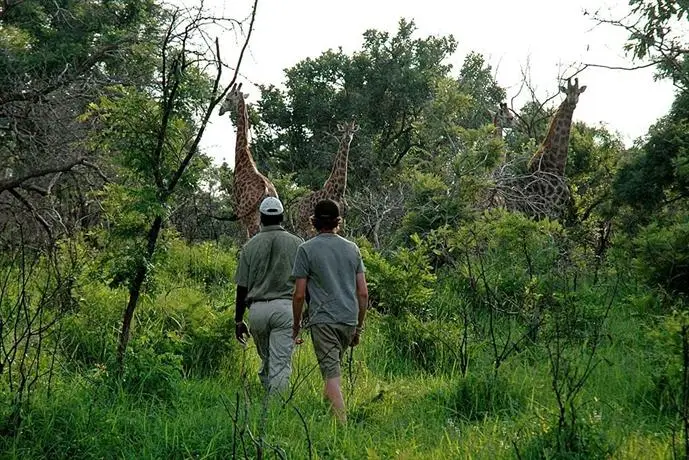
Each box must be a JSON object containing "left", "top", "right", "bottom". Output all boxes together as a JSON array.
[{"left": 259, "top": 225, "right": 285, "bottom": 233}]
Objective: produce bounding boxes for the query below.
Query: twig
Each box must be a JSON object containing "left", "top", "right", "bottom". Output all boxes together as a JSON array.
[{"left": 292, "top": 405, "right": 313, "bottom": 460}]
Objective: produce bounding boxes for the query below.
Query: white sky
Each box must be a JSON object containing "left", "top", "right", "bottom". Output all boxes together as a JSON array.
[{"left": 200, "top": 0, "right": 677, "bottom": 165}]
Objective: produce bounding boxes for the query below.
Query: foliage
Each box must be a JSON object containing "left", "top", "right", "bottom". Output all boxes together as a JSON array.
[
  {"left": 62, "top": 239, "right": 239, "bottom": 379},
  {"left": 567, "top": 122, "right": 624, "bottom": 221},
  {"left": 623, "top": 0, "right": 689, "bottom": 89},
  {"left": 430, "top": 210, "right": 565, "bottom": 299},
  {"left": 613, "top": 112, "right": 689, "bottom": 217},
  {"left": 74, "top": 1, "right": 250, "bottom": 364},
  {"left": 0, "top": 231, "right": 681, "bottom": 458},
  {"left": 0, "top": 0, "right": 162, "bottom": 242},
  {"left": 358, "top": 236, "right": 435, "bottom": 317},
  {"left": 2, "top": 1, "right": 688, "bottom": 457},
  {"left": 629, "top": 212, "right": 689, "bottom": 296},
  {"left": 382, "top": 313, "right": 464, "bottom": 373},
  {"left": 252, "top": 18, "right": 458, "bottom": 190},
  {"left": 644, "top": 311, "right": 689, "bottom": 416},
  {"left": 456, "top": 52, "right": 508, "bottom": 129}
]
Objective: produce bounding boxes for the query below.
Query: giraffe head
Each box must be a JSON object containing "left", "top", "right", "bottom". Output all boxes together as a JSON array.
[
  {"left": 218, "top": 82, "right": 249, "bottom": 116},
  {"left": 559, "top": 77, "right": 587, "bottom": 107},
  {"left": 493, "top": 102, "right": 515, "bottom": 129},
  {"left": 336, "top": 119, "right": 359, "bottom": 141}
]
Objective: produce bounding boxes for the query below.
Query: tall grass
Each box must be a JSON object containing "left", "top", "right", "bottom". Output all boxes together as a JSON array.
[{"left": 0, "top": 239, "right": 681, "bottom": 459}]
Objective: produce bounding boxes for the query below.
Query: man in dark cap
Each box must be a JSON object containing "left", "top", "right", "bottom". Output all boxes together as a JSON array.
[
  {"left": 291, "top": 199, "right": 369, "bottom": 423},
  {"left": 234, "top": 196, "right": 303, "bottom": 394}
]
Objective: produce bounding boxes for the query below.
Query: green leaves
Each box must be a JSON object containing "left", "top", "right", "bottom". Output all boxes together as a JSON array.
[
  {"left": 358, "top": 236, "right": 436, "bottom": 317},
  {"left": 252, "top": 18, "right": 459, "bottom": 190},
  {"left": 619, "top": 0, "right": 689, "bottom": 88}
]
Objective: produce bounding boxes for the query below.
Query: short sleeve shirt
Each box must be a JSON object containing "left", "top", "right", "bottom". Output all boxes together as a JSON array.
[
  {"left": 291, "top": 233, "right": 365, "bottom": 326},
  {"left": 235, "top": 225, "right": 304, "bottom": 302}
]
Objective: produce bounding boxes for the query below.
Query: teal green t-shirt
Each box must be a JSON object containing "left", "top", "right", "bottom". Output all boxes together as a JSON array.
[
  {"left": 291, "top": 233, "right": 365, "bottom": 326},
  {"left": 235, "top": 225, "right": 304, "bottom": 302}
]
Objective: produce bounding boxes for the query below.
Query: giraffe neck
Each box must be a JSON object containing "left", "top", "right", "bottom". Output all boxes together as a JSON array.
[
  {"left": 324, "top": 133, "right": 353, "bottom": 198},
  {"left": 493, "top": 118, "right": 503, "bottom": 139},
  {"left": 534, "top": 100, "right": 576, "bottom": 176},
  {"left": 234, "top": 98, "right": 259, "bottom": 174}
]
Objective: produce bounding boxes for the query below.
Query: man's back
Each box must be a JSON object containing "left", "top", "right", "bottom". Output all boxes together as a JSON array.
[
  {"left": 237, "top": 225, "right": 303, "bottom": 302},
  {"left": 293, "top": 233, "right": 364, "bottom": 325}
]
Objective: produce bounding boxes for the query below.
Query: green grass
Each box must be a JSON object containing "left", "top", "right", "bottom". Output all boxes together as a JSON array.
[
  {"left": 1, "top": 309, "right": 679, "bottom": 459},
  {"left": 0, "top": 240, "right": 682, "bottom": 459}
]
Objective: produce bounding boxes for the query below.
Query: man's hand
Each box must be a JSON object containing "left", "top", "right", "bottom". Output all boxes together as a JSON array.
[
  {"left": 235, "top": 321, "right": 250, "bottom": 345},
  {"left": 292, "top": 323, "right": 303, "bottom": 345},
  {"left": 350, "top": 327, "right": 363, "bottom": 347}
]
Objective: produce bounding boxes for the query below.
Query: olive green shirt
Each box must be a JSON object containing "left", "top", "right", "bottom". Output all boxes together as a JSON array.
[
  {"left": 291, "top": 233, "right": 365, "bottom": 326},
  {"left": 235, "top": 225, "right": 304, "bottom": 302}
]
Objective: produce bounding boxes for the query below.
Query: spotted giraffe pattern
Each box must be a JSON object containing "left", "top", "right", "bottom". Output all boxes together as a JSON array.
[
  {"left": 291, "top": 121, "right": 358, "bottom": 238},
  {"left": 219, "top": 83, "right": 278, "bottom": 239},
  {"left": 484, "top": 79, "right": 587, "bottom": 220},
  {"left": 522, "top": 77, "right": 586, "bottom": 219}
]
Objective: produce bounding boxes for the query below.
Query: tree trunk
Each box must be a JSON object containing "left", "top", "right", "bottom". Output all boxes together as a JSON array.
[{"left": 116, "top": 215, "right": 163, "bottom": 368}]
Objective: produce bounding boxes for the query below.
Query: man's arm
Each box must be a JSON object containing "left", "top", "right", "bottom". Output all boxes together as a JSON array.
[
  {"left": 351, "top": 272, "right": 369, "bottom": 346},
  {"left": 233, "top": 245, "right": 253, "bottom": 344},
  {"left": 292, "top": 277, "right": 307, "bottom": 341},
  {"left": 235, "top": 285, "right": 250, "bottom": 344}
]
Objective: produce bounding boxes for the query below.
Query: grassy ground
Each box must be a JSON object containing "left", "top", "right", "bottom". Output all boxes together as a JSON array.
[
  {"left": 0, "top": 241, "right": 680, "bottom": 459},
  {"left": 1, "top": 307, "right": 677, "bottom": 460}
]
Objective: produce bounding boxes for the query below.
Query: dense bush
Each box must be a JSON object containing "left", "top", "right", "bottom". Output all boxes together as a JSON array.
[
  {"left": 61, "top": 239, "right": 239, "bottom": 384},
  {"left": 358, "top": 236, "right": 436, "bottom": 317},
  {"left": 643, "top": 311, "right": 689, "bottom": 416},
  {"left": 630, "top": 212, "right": 689, "bottom": 297}
]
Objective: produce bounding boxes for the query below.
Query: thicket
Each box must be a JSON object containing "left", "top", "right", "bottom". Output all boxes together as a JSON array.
[{"left": 2, "top": 0, "right": 689, "bottom": 458}]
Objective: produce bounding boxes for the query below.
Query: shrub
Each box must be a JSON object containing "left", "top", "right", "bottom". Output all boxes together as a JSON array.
[
  {"left": 644, "top": 310, "right": 689, "bottom": 416},
  {"left": 164, "top": 240, "right": 238, "bottom": 294},
  {"left": 630, "top": 213, "right": 689, "bottom": 297},
  {"left": 382, "top": 314, "right": 463, "bottom": 373},
  {"left": 119, "top": 333, "right": 183, "bottom": 400},
  {"left": 359, "top": 235, "right": 436, "bottom": 318},
  {"left": 441, "top": 373, "right": 524, "bottom": 421},
  {"left": 61, "top": 284, "right": 126, "bottom": 367}
]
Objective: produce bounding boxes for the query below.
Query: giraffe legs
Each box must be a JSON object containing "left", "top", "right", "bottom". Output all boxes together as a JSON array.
[{"left": 240, "top": 212, "right": 260, "bottom": 240}]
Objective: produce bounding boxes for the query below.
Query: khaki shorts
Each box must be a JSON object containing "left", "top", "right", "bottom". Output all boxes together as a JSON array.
[{"left": 310, "top": 323, "right": 356, "bottom": 379}]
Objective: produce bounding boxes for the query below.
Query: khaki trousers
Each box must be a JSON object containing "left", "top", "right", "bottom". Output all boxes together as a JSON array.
[{"left": 248, "top": 299, "right": 294, "bottom": 393}]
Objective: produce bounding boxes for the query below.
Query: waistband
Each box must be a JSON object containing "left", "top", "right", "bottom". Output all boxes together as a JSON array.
[{"left": 249, "top": 298, "right": 292, "bottom": 307}]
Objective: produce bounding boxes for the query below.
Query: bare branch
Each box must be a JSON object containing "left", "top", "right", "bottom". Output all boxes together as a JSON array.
[
  {"left": 166, "top": 0, "right": 259, "bottom": 197},
  {"left": 0, "top": 159, "right": 85, "bottom": 195},
  {"left": 579, "top": 61, "right": 660, "bottom": 72}
]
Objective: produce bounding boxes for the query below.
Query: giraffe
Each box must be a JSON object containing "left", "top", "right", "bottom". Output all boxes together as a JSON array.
[
  {"left": 485, "top": 78, "right": 587, "bottom": 220},
  {"left": 528, "top": 77, "right": 586, "bottom": 176},
  {"left": 291, "top": 120, "right": 359, "bottom": 238},
  {"left": 491, "top": 102, "right": 515, "bottom": 140},
  {"left": 521, "top": 77, "right": 587, "bottom": 219},
  {"left": 219, "top": 83, "right": 279, "bottom": 239},
  {"left": 490, "top": 101, "right": 516, "bottom": 169}
]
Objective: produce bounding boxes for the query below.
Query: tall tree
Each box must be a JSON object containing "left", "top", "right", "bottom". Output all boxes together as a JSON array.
[
  {"left": 591, "top": 0, "right": 689, "bottom": 89},
  {"left": 0, "top": 0, "right": 161, "bottom": 240},
  {"left": 80, "top": 1, "right": 260, "bottom": 367},
  {"left": 252, "top": 19, "right": 457, "bottom": 191}
]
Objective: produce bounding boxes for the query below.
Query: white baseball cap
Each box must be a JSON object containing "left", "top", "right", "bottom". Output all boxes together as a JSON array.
[{"left": 259, "top": 196, "right": 284, "bottom": 215}]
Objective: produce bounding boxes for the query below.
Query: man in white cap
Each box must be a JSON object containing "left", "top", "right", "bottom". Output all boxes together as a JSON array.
[{"left": 234, "top": 196, "right": 303, "bottom": 393}]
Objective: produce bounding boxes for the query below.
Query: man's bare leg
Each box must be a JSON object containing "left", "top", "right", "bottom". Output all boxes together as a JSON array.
[{"left": 323, "top": 376, "right": 346, "bottom": 423}]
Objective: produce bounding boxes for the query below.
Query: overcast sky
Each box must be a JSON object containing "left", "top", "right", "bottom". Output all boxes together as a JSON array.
[{"left": 200, "top": 0, "right": 677, "bottom": 165}]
